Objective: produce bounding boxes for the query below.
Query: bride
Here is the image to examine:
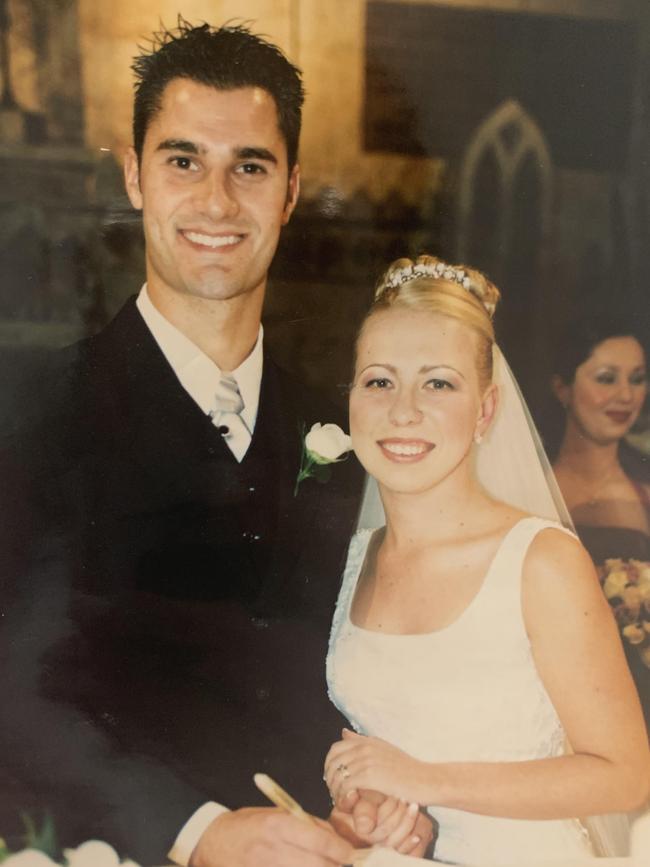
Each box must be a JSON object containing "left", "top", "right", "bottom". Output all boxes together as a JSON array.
[{"left": 325, "top": 255, "right": 649, "bottom": 864}]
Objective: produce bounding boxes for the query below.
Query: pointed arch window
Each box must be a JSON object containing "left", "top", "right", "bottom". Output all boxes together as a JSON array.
[{"left": 456, "top": 99, "right": 552, "bottom": 290}]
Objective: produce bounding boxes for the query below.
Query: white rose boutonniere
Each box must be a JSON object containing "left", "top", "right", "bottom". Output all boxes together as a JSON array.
[{"left": 294, "top": 422, "right": 352, "bottom": 495}]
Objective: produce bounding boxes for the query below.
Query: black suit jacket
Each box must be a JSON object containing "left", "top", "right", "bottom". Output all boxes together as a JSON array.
[{"left": 0, "top": 298, "right": 363, "bottom": 863}]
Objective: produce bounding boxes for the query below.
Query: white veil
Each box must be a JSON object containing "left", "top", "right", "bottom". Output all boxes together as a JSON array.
[{"left": 355, "top": 343, "right": 629, "bottom": 857}]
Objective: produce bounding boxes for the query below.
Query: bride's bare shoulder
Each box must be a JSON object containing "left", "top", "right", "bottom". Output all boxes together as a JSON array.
[{"left": 521, "top": 524, "right": 600, "bottom": 605}]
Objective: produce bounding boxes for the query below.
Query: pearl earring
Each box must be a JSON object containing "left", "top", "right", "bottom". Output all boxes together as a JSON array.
[{"left": 474, "top": 431, "right": 483, "bottom": 444}]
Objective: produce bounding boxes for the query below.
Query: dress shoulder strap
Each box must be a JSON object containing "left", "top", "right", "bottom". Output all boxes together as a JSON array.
[
  {"left": 329, "top": 529, "right": 374, "bottom": 635},
  {"left": 499, "top": 515, "right": 573, "bottom": 559},
  {"left": 477, "top": 517, "right": 575, "bottom": 636}
]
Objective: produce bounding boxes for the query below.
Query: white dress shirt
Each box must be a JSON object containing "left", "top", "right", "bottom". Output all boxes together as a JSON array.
[
  {"left": 168, "top": 802, "right": 228, "bottom": 866},
  {"left": 136, "top": 285, "right": 263, "bottom": 461},
  {"left": 135, "top": 285, "right": 263, "bottom": 862}
]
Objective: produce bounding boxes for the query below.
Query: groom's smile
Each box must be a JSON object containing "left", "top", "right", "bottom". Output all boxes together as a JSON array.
[{"left": 179, "top": 230, "right": 245, "bottom": 252}]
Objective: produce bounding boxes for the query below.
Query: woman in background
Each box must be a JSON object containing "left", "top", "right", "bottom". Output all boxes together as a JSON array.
[{"left": 551, "top": 317, "right": 650, "bottom": 730}]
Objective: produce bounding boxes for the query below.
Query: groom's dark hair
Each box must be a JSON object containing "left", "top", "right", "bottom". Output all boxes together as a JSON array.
[{"left": 131, "top": 17, "right": 304, "bottom": 170}]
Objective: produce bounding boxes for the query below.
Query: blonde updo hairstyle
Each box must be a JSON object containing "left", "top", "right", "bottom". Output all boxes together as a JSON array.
[{"left": 358, "top": 254, "right": 501, "bottom": 391}]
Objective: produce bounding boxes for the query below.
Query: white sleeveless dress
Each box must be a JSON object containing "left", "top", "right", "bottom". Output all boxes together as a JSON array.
[{"left": 327, "top": 517, "right": 595, "bottom": 864}]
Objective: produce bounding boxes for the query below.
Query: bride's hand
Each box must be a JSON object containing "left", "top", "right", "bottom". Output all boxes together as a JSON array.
[
  {"left": 325, "top": 729, "right": 429, "bottom": 805},
  {"left": 330, "top": 791, "right": 433, "bottom": 856}
]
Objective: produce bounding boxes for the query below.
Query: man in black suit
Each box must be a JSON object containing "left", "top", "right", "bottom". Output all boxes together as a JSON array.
[{"left": 0, "top": 20, "right": 432, "bottom": 867}]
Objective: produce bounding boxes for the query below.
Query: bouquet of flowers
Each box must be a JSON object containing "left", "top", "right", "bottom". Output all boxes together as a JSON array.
[{"left": 599, "top": 558, "right": 650, "bottom": 668}]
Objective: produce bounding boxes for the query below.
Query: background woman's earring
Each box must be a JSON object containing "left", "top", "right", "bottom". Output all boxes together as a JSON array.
[{"left": 474, "top": 431, "right": 483, "bottom": 444}]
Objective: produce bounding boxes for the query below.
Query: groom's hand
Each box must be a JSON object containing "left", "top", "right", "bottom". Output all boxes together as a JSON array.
[
  {"left": 189, "top": 807, "right": 354, "bottom": 867},
  {"left": 330, "top": 789, "right": 436, "bottom": 858}
]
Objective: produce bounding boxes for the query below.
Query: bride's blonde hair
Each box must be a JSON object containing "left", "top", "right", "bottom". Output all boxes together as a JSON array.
[{"left": 360, "top": 254, "right": 501, "bottom": 390}]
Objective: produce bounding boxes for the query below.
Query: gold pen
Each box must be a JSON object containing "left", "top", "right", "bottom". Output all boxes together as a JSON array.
[
  {"left": 253, "top": 772, "right": 372, "bottom": 864},
  {"left": 253, "top": 772, "right": 317, "bottom": 825}
]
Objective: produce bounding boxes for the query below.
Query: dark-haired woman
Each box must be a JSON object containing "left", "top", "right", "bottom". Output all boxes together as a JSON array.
[{"left": 551, "top": 316, "right": 650, "bottom": 731}]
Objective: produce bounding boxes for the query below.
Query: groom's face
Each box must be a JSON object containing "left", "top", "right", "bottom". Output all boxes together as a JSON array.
[{"left": 124, "top": 78, "right": 299, "bottom": 306}]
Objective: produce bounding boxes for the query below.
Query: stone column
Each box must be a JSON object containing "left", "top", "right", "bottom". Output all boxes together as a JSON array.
[
  {"left": 0, "top": 0, "right": 27, "bottom": 143},
  {"left": 31, "top": 0, "right": 84, "bottom": 144}
]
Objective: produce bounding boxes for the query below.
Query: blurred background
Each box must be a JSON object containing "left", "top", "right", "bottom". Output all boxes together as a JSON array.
[{"left": 0, "top": 0, "right": 649, "bottom": 439}]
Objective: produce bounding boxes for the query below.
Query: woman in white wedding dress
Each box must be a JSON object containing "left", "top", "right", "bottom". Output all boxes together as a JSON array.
[{"left": 325, "top": 256, "right": 649, "bottom": 865}]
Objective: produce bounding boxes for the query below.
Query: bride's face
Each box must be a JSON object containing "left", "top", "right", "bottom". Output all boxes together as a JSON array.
[{"left": 350, "top": 308, "right": 493, "bottom": 495}]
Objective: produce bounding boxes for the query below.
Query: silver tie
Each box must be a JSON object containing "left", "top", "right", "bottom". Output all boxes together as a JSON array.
[{"left": 210, "top": 373, "right": 251, "bottom": 460}]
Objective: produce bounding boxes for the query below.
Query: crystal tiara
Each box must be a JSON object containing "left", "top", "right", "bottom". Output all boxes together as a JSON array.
[{"left": 381, "top": 261, "right": 496, "bottom": 316}]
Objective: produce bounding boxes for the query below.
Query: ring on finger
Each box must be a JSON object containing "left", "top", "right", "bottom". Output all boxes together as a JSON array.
[{"left": 336, "top": 762, "right": 351, "bottom": 780}]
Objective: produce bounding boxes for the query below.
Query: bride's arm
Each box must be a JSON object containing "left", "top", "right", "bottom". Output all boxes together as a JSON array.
[{"left": 325, "top": 530, "right": 650, "bottom": 818}]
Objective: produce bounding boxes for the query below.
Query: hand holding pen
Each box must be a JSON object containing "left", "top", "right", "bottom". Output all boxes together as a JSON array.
[
  {"left": 188, "top": 775, "right": 355, "bottom": 867},
  {"left": 254, "top": 773, "right": 372, "bottom": 865}
]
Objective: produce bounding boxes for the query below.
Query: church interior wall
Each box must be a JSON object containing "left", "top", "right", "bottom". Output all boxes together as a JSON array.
[{"left": 0, "top": 0, "right": 648, "bottom": 435}]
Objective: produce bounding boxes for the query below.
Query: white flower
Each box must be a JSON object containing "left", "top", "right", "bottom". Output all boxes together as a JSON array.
[
  {"left": 2, "top": 851, "right": 58, "bottom": 866},
  {"left": 63, "top": 841, "right": 140, "bottom": 867},
  {"left": 304, "top": 423, "right": 352, "bottom": 463},
  {"left": 603, "top": 569, "right": 629, "bottom": 600},
  {"left": 623, "top": 623, "right": 646, "bottom": 645},
  {"left": 294, "top": 421, "right": 352, "bottom": 495}
]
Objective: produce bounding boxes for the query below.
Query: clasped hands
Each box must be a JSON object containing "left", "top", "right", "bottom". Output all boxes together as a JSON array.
[
  {"left": 325, "top": 728, "right": 429, "bottom": 806},
  {"left": 326, "top": 728, "right": 433, "bottom": 856},
  {"left": 190, "top": 729, "right": 434, "bottom": 866}
]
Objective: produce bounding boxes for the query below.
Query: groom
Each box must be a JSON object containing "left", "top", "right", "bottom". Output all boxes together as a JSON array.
[{"left": 0, "top": 19, "right": 432, "bottom": 867}]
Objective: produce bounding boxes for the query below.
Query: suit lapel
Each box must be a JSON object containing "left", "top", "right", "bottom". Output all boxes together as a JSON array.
[
  {"left": 255, "top": 356, "right": 323, "bottom": 544},
  {"left": 89, "top": 298, "right": 233, "bottom": 493}
]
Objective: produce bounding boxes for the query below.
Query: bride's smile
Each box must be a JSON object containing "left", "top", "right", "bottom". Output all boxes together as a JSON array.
[{"left": 377, "top": 437, "right": 436, "bottom": 461}]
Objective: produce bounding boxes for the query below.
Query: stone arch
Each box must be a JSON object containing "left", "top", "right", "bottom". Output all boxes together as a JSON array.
[
  {"left": 456, "top": 99, "right": 553, "bottom": 285},
  {"left": 456, "top": 99, "right": 555, "bottom": 401}
]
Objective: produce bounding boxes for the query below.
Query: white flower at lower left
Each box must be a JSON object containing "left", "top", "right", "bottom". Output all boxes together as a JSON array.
[
  {"left": 2, "top": 851, "right": 58, "bottom": 866},
  {"left": 64, "top": 840, "right": 140, "bottom": 867},
  {"left": 2, "top": 840, "right": 140, "bottom": 867}
]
